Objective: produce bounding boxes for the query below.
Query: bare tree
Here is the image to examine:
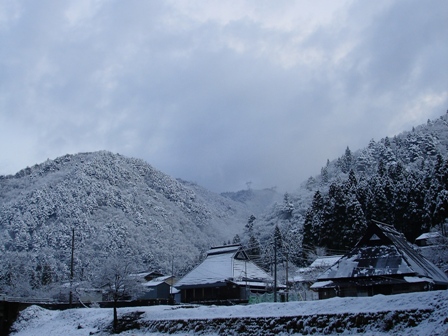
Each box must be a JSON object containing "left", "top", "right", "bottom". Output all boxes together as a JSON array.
[{"left": 97, "top": 254, "right": 142, "bottom": 332}]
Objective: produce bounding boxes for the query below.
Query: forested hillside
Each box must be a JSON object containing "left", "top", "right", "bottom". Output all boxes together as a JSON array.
[
  {"left": 0, "top": 151, "right": 278, "bottom": 298},
  {"left": 241, "top": 112, "right": 448, "bottom": 271},
  {"left": 2, "top": 112, "right": 448, "bottom": 299}
]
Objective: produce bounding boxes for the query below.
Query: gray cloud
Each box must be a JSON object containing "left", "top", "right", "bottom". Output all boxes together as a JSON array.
[{"left": 0, "top": 0, "right": 447, "bottom": 192}]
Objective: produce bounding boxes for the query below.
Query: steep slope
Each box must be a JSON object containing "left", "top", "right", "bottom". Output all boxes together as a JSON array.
[
  {"left": 246, "top": 112, "right": 448, "bottom": 268},
  {"left": 0, "top": 151, "right": 272, "bottom": 296}
]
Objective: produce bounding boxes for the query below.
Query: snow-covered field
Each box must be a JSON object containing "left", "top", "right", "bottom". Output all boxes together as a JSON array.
[{"left": 11, "top": 290, "right": 448, "bottom": 335}]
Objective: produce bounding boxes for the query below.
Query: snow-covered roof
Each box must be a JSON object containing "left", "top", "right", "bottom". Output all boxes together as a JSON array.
[
  {"left": 404, "top": 276, "right": 434, "bottom": 284},
  {"left": 415, "top": 232, "right": 442, "bottom": 241},
  {"left": 130, "top": 272, "right": 152, "bottom": 278},
  {"left": 317, "top": 222, "right": 448, "bottom": 286},
  {"left": 309, "top": 255, "right": 342, "bottom": 268},
  {"left": 151, "top": 275, "right": 174, "bottom": 282},
  {"left": 207, "top": 244, "right": 241, "bottom": 255},
  {"left": 175, "top": 244, "right": 273, "bottom": 288},
  {"left": 291, "top": 255, "right": 342, "bottom": 283},
  {"left": 310, "top": 280, "right": 333, "bottom": 289},
  {"left": 142, "top": 281, "right": 168, "bottom": 288},
  {"left": 141, "top": 275, "right": 174, "bottom": 288},
  {"left": 130, "top": 271, "right": 165, "bottom": 280}
]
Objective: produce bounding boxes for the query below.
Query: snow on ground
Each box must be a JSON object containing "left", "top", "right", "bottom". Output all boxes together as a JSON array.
[{"left": 10, "top": 290, "right": 448, "bottom": 335}]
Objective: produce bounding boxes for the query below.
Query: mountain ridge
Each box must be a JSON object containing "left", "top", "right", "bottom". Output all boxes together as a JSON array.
[
  {"left": 0, "top": 151, "right": 280, "bottom": 297},
  {"left": 2, "top": 112, "right": 448, "bottom": 297}
]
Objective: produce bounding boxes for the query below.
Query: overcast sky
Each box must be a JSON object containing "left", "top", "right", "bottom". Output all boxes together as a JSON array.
[{"left": 0, "top": 0, "right": 447, "bottom": 193}]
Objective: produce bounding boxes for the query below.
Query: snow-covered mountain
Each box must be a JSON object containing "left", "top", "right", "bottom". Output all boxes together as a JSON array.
[
  {"left": 244, "top": 112, "right": 448, "bottom": 269},
  {"left": 0, "top": 151, "right": 279, "bottom": 297},
  {"left": 2, "top": 112, "right": 448, "bottom": 298}
]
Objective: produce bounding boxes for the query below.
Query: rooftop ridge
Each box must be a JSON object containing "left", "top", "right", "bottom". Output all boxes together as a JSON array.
[
  {"left": 209, "top": 243, "right": 241, "bottom": 250},
  {"left": 371, "top": 219, "right": 395, "bottom": 228}
]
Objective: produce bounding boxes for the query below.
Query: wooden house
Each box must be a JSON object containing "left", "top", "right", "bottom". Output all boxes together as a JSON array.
[
  {"left": 139, "top": 280, "right": 171, "bottom": 300},
  {"left": 131, "top": 272, "right": 175, "bottom": 301},
  {"left": 311, "top": 221, "right": 448, "bottom": 299},
  {"left": 175, "top": 244, "right": 276, "bottom": 304}
]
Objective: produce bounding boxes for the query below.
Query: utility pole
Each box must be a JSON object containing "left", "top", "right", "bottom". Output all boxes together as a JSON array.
[
  {"left": 69, "top": 228, "right": 75, "bottom": 307},
  {"left": 245, "top": 259, "right": 248, "bottom": 301},
  {"left": 285, "top": 253, "right": 289, "bottom": 302},
  {"left": 171, "top": 254, "right": 174, "bottom": 303},
  {"left": 274, "top": 241, "right": 277, "bottom": 302}
]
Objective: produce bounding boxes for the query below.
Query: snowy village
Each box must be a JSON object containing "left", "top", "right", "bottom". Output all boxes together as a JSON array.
[
  {"left": 2, "top": 115, "right": 448, "bottom": 335},
  {"left": 1, "top": 1, "right": 448, "bottom": 335}
]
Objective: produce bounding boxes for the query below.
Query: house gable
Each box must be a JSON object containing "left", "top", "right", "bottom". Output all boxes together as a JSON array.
[
  {"left": 355, "top": 221, "right": 394, "bottom": 247},
  {"left": 234, "top": 250, "right": 249, "bottom": 260}
]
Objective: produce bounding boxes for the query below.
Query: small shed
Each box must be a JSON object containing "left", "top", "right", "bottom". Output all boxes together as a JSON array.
[
  {"left": 139, "top": 280, "right": 171, "bottom": 300},
  {"left": 415, "top": 232, "right": 443, "bottom": 247},
  {"left": 175, "top": 244, "right": 276, "bottom": 304},
  {"left": 290, "top": 255, "right": 342, "bottom": 301},
  {"left": 131, "top": 272, "right": 175, "bottom": 301},
  {"left": 311, "top": 221, "right": 448, "bottom": 299}
]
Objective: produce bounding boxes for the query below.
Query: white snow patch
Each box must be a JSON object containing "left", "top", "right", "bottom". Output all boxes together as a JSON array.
[{"left": 404, "top": 276, "right": 434, "bottom": 283}]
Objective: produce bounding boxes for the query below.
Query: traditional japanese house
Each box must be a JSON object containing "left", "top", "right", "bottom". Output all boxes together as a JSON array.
[
  {"left": 311, "top": 221, "right": 448, "bottom": 299},
  {"left": 175, "top": 244, "right": 276, "bottom": 304}
]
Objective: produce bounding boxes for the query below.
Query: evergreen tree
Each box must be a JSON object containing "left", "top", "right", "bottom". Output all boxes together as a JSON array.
[
  {"left": 321, "top": 166, "right": 329, "bottom": 184},
  {"left": 432, "top": 190, "right": 448, "bottom": 228},
  {"left": 339, "top": 146, "right": 353, "bottom": 173},
  {"left": 274, "top": 225, "right": 283, "bottom": 249},
  {"left": 41, "top": 264, "right": 53, "bottom": 286},
  {"left": 392, "top": 175, "right": 410, "bottom": 232},
  {"left": 303, "top": 191, "right": 324, "bottom": 248},
  {"left": 403, "top": 175, "right": 427, "bottom": 240},
  {"left": 343, "top": 192, "right": 367, "bottom": 248},
  {"left": 232, "top": 234, "right": 241, "bottom": 244},
  {"left": 322, "top": 183, "right": 346, "bottom": 250},
  {"left": 247, "top": 235, "right": 261, "bottom": 260},
  {"left": 377, "top": 160, "right": 386, "bottom": 178},
  {"left": 369, "top": 177, "right": 390, "bottom": 223},
  {"left": 245, "top": 215, "right": 256, "bottom": 233},
  {"left": 347, "top": 169, "right": 358, "bottom": 189},
  {"left": 282, "top": 193, "right": 294, "bottom": 220}
]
